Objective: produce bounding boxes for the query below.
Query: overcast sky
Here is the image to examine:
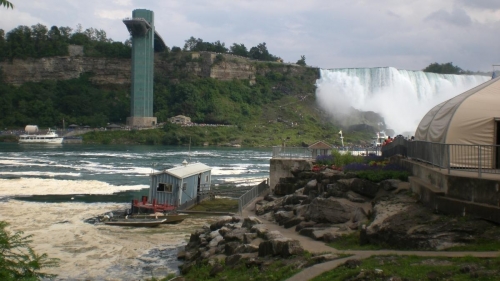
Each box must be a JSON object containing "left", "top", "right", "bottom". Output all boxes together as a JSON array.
[{"left": 1, "top": 0, "right": 500, "bottom": 71}]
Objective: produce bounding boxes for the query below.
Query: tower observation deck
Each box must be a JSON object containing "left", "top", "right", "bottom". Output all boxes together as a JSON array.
[{"left": 123, "top": 9, "right": 166, "bottom": 127}]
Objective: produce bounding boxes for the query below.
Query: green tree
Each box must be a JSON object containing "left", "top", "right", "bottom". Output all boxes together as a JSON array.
[
  {"left": 229, "top": 43, "right": 248, "bottom": 57},
  {"left": 0, "top": 221, "right": 59, "bottom": 280},
  {"left": 249, "top": 42, "right": 278, "bottom": 61},
  {"left": 423, "top": 62, "right": 463, "bottom": 74},
  {"left": 296, "top": 55, "right": 306, "bottom": 66},
  {"left": 1, "top": 0, "right": 13, "bottom": 9}
]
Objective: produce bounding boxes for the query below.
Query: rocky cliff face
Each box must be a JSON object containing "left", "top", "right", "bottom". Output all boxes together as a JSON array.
[
  {"left": 0, "top": 56, "right": 131, "bottom": 85},
  {"left": 0, "top": 52, "right": 318, "bottom": 86}
]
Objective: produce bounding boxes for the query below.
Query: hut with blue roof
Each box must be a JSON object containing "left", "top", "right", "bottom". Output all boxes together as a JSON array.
[{"left": 148, "top": 160, "right": 212, "bottom": 208}]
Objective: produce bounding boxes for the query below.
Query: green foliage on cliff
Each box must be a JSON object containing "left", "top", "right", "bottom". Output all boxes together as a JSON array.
[
  {"left": 423, "top": 62, "right": 464, "bottom": 74},
  {"left": 0, "top": 72, "right": 129, "bottom": 128},
  {"left": 0, "top": 24, "right": 130, "bottom": 61}
]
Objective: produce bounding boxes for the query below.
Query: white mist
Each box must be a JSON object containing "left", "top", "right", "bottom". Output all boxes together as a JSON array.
[{"left": 315, "top": 67, "right": 490, "bottom": 135}]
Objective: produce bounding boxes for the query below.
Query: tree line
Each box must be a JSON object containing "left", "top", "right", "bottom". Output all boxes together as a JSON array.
[
  {"left": 179, "top": 36, "right": 307, "bottom": 65},
  {"left": 0, "top": 24, "right": 131, "bottom": 61}
]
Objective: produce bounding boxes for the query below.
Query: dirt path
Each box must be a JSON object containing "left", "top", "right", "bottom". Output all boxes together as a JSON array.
[{"left": 242, "top": 197, "right": 500, "bottom": 281}]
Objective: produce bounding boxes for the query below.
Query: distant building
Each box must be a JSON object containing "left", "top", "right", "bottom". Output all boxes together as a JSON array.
[
  {"left": 149, "top": 161, "right": 212, "bottom": 206},
  {"left": 169, "top": 115, "right": 191, "bottom": 125},
  {"left": 309, "top": 140, "right": 332, "bottom": 159}
]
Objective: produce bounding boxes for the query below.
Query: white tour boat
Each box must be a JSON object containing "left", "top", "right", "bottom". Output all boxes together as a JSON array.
[{"left": 19, "top": 128, "right": 64, "bottom": 144}]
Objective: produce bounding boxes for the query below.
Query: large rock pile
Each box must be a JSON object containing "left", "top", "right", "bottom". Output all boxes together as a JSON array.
[
  {"left": 178, "top": 216, "right": 336, "bottom": 277},
  {"left": 258, "top": 169, "right": 500, "bottom": 250}
]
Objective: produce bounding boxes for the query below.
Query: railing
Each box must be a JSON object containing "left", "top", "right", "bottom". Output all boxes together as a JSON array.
[
  {"left": 383, "top": 138, "right": 500, "bottom": 177},
  {"left": 238, "top": 180, "right": 270, "bottom": 214},
  {"left": 272, "top": 146, "right": 382, "bottom": 159},
  {"left": 177, "top": 193, "right": 210, "bottom": 210},
  {"left": 272, "top": 146, "right": 312, "bottom": 159}
]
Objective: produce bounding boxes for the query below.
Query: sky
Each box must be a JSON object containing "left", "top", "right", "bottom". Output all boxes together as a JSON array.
[{"left": 1, "top": 0, "right": 500, "bottom": 71}]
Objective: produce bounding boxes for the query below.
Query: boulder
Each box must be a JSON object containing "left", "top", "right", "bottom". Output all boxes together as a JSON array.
[
  {"left": 242, "top": 216, "right": 262, "bottom": 228},
  {"left": 346, "top": 191, "right": 366, "bottom": 203},
  {"left": 258, "top": 238, "right": 304, "bottom": 257},
  {"left": 250, "top": 224, "right": 269, "bottom": 238},
  {"left": 293, "top": 204, "right": 309, "bottom": 217},
  {"left": 243, "top": 233, "right": 257, "bottom": 244},
  {"left": 342, "top": 178, "right": 379, "bottom": 198},
  {"left": 306, "top": 197, "right": 366, "bottom": 224},
  {"left": 284, "top": 194, "right": 309, "bottom": 205},
  {"left": 223, "top": 228, "right": 247, "bottom": 242},
  {"left": 208, "top": 235, "right": 224, "bottom": 247},
  {"left": 224, "top": 242, "right": 241, "bottom": 255},
  {"left": 210, "top": 216, "right": 233, "bottom": 231},
  {"left": 275, "top": 211, "right": 295, "bottom": 225},
  {"left": 295, "top": 221, "right": 316, "bottom": 232},
  {"left": 379, "top": 179, "right": 401, "bottom": 192},
  {"left": 255, "top": 197, "right": 285, "bottom": 215},
  {"left": 265, "top": 230, "right": 284, "bottom": 240},
  {"left": 283, "top": 217, "right": 304, "bottom": 229},
  {"left": 326, "top": 182, "right": 350, "bottom": 198},
  {"left": 225, "top": 254, "right": 242, "bottom": 267}
]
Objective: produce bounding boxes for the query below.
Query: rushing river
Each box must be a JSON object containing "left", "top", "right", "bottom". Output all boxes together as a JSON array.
[
  {"left": 0, "top": 143, "right": 271, "bottom": 201},
  {"left": 0, "top": 143, "right": 272, "bottom": 280}
]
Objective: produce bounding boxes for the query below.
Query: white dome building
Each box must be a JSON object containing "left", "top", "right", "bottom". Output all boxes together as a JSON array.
[{"left": 415, "top": 76, "right": 500, "bottom": 169}]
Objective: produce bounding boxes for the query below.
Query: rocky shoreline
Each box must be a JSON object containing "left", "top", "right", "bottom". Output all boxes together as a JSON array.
[{"left": 177, "top": 167, "right": 500, "bottom": 279}]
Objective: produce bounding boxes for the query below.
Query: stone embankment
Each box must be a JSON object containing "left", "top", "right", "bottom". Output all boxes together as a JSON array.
[
  {"left": 178, "top": 216, "right": 338, "bottom": 278},
  {"left": 265, "top": 168, "right": 499, "bottom": 250},
  {"left": 178, "top": 167, "right": 500, "bottom": 279}
]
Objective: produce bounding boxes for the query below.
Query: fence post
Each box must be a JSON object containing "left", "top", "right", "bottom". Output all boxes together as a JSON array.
[
  {"left": 447, "top": 144, "right": 451, "bottom": 175},
  {"left": 478, "top": 145, "right": 482, "bottom": 178}
]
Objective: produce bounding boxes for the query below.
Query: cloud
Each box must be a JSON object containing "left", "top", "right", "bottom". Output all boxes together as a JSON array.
[
  {"left": 2, "top": 0, "right": 500, "bottom": 71},
  {"left": 425, "top": 8, "right": 472, "bottom": 27},
  {"left": 457, "top": 0, "right": 500, "bottom": 10}
]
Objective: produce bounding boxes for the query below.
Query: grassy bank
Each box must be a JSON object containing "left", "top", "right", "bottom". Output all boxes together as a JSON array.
[{"left": 312, "top": 255, "right": 500, "bottom": 281}]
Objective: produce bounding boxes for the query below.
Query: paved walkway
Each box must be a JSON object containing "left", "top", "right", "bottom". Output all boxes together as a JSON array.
[{"left": 242, "top": 197, "right": 500, "bottom": 281}]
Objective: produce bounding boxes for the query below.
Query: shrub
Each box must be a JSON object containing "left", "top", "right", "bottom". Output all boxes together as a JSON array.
[{"left": 0, "top": 221, "right": 59, "bottom": 280}]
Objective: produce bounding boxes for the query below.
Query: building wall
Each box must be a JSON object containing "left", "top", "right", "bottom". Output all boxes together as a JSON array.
[
  {"left": 150, "top": 170, "right": 212, "bottom": 206},
  {"left": 150, "top": 173, "right": 180, "bottom": 206}
]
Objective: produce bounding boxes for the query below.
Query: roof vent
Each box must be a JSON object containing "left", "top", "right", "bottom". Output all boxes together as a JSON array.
[{"left": 182, "top": 159, "right": 188, "bottom": 166}]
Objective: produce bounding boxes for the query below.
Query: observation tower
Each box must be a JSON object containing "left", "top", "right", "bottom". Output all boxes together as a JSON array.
[{"left": 123, "top": 9, "right": 166, "bottom": 127}]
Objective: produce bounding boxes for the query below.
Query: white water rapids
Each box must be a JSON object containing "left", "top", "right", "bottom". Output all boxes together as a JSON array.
[{"left": 315, "top": 67, "right": 490, "bottom": 135}]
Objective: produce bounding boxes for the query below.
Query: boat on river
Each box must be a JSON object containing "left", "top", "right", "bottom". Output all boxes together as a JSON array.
[
  {"left": 104, "top": 218, "right": 167, "bottom": 227},
  {"left": 130, "top": 213, "right": 189, "bottom": 224},
  {"left": 19, "top": 127, "right": 64, "bottom": 144}
]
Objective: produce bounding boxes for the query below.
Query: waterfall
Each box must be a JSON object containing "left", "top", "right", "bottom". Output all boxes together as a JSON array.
[{"left": 315, "top": 67, "right": 490, "bottom": 135}]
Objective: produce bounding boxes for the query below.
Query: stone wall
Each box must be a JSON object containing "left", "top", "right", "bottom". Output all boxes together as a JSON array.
[
  {"left": 0, "top": 56, "right": 131, "bottom": 85},
  {"left": 269, "top": 159, "right": 314, "bottom": 191},
  {"left": 0, "top": 51, "right": 319, "bottom": 87}
]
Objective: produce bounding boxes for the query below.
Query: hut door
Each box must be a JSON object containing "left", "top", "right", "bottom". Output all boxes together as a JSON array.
[
  {"left": 496, "top": 121, "right": 500, "bottom": 169},
  {"left": 197, "top": 174, "right": 201, "bottom": 192}
]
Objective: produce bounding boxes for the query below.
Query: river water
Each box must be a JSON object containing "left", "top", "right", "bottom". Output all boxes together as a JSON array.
[
  {"left": 0, "top": 143, "right": 272, "bottom": 280},
  {"left": 0, "top": 143, "right": 271, "bottom": 199}
]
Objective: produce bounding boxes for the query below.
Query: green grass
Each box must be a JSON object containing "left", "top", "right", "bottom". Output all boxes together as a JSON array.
[
  {"left": 445, "top": 238, "right": 500, "bottom": 252},
  {"left": 81, "top": 94, "right": 374, "bottom": 147},
  {"left": 327, "top": 232, "right": 386, "bottom": 251},
  {"left": 181, "top": 259, "right": 301, "bottom": 281},
  {"left": 188, "top": 198, "right": 239, "bottom": 213},
  {"left": 312, "top": 255, "right": 500, "bottom": 281}
]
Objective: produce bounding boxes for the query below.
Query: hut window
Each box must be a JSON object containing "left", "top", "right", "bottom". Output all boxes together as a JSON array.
[
  {"left": 182, "top": 183, "right": 187, "bottom": 191},
  {"left": 158, "top": 183, "right": 172, "bottom": 193},
  {"left": 205, "top": 175, "right": 209, "bottom": 182}
]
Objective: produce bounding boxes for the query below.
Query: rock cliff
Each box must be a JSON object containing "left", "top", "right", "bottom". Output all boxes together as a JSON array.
[{"left": 0, "top": 52, "right": 318, "bottom": 86}]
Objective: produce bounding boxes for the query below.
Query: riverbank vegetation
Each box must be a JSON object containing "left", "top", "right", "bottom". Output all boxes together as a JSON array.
[{"left": 0, "top": 221, "right": 59, "bottom": 280}]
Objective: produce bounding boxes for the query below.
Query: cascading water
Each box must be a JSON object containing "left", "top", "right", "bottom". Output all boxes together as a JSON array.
[{"left": 315, "top": 67, "right": 490, "bottom": 135}]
